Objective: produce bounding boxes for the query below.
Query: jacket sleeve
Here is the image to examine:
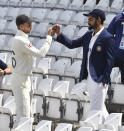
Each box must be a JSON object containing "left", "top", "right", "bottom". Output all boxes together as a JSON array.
[
  {"left": 0, "top": 59, "right": 7, "bottom": 70},
  {"left": 20, "top": 35, "right": 52, "bottom": 58},
  {"left": 102, "top": 36, "right": 115, "bottom": 84},
  {"left": 56, "top": 33, "right": 84, "bottom": 49}
]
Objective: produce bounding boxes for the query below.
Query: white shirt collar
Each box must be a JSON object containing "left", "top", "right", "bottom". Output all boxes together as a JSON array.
[
  {"left": 92, "top": 27, "right": 104, "bottom": 37},
  {"left": 16, "top": 30, "right": 28, "bottom": 39}
]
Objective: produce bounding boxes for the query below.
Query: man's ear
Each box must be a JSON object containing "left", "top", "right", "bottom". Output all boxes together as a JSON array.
[
  {"left": 97, "top": 17, "right": 102, "bottom": 24},
  {"left": 18, "top": 25, "right": 23, "bottom": 30}
]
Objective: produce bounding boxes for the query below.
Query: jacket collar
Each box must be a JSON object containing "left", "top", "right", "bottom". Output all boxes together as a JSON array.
[
  {"left": 95, "top": 28, "right": 106, "bottom": 42},
  {"left": 90, "top": 28, "right": 106, "bottom": 53},
  {"left": 92, "top": 27, "right": 104, "bottom": 37},
  {"left": 16, "top": 30, "right": 28, "bottom": 39}
]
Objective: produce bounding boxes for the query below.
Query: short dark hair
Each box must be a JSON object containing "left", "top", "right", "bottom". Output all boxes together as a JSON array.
[{"left": 16, "top": 14, "right": 33, "bottom": 27}]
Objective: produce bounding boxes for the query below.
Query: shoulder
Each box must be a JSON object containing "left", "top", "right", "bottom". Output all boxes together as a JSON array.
[
  {"left": 85, "top": 30, "right": 93, "bottom": 35},
  {"left": 13, "top": 36, "right": 29, "bottom": 45},
  {"left": 11, "top": 36, "right": 30, "bottom": 51},
  {"left": 112, "top": 13, "right": 124, "bottom": 22},
  {"left": 15, "top": 36, "right": 27, "bottom": 42},
  {"left": 101, "top": 29, "right": 114, "bottom": 46},
  {"left": 82, "top": 30, "right": 93, "bottom": 38},
  {"left": 102, "top": 29, "right": 113, "bottom": 38},
  {"left": 115, "top": 13, "right": 123, "bottom": 19}
]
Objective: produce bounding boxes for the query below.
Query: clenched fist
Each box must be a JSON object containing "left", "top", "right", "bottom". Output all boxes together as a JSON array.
[
  {"left": 52, "top": 24, "right": 61, "bottom": 36},
  {"left": 48, "top": 28, "right": 55, "bottom": 37}
]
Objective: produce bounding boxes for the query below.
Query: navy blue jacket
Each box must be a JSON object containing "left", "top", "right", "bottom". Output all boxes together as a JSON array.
[
  {"left": 0, "top": 59, "right": 7, "bottom": 70},
  {"left": 56, "top": 29, "right": 115, "bottom": 84},
  {"left": 107, "top": 11, "right": 124, "bottom": 61}
]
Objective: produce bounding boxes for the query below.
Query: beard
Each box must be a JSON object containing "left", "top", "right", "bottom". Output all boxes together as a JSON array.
[{"left": 88, "top": 20, "right": 98, "bottom": 30}]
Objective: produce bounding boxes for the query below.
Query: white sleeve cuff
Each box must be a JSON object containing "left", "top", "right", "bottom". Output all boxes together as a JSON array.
[{"left": 46, "top": 35, "right": 52, "bottom": 44}]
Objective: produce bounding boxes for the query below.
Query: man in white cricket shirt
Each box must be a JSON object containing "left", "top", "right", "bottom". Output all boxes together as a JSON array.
[{"left": 10, "top": 14, "right": 55, "bottom": 127}]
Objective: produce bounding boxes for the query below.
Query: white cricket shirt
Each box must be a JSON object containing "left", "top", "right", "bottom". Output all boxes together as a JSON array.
[
  {"left": 10, "top": 30, "right": 52, "bottom": 75},
  {"left": 87, "top": 27, "right": 104, "bottom": 79}
]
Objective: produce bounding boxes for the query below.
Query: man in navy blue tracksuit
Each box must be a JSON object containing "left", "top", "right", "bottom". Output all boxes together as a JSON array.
[
  {"left": 108, "top": 10, "right": 124, "bottom": 84},
  {"left": 53, "top": 9, "right": 115, "bottom": 120}
]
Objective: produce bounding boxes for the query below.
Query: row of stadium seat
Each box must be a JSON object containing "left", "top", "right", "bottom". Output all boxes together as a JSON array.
[
  {"left": 0, "top": 0, "right": 123, "bottom": 13},
  {"left": 0, "top": 7, "right": 117, "bottom": 26},
  {"left": 0, "top": 77, "right": 124, "bottom": 130},
  {"left": 0, "top": 109, "right": 123, "bottom": 131}
]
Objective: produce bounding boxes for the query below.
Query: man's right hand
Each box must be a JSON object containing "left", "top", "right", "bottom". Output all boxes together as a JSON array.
[
  {"left": 52, "top": 24, "right": 61, "bottom": 36},
  {"left": 48, "top": 28, "right": 55, "bottom": 37}
]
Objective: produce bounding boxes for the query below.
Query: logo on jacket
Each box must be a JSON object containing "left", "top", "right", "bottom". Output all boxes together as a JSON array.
[
  {"left": 28, "top": 43, "right": 32, "bottom": 48},
  {"left": 96, "top": 46, "right": 102, "bottom": 52}
]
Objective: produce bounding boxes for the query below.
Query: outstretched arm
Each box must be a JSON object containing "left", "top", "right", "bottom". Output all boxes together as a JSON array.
[
  {"left": 52, "top": 24, "right": 85, "bottom": 49},
  {"left": 18, "top": 28, "right": 55, "bottom": 58}
]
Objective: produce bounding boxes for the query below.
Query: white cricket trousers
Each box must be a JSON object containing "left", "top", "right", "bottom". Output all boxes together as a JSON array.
[
  {"left": 11, "top": 74, "right": 31, "bottom": 125},
  {"left": 87, "top": 75, "right": 109, "bottom": 120}
]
